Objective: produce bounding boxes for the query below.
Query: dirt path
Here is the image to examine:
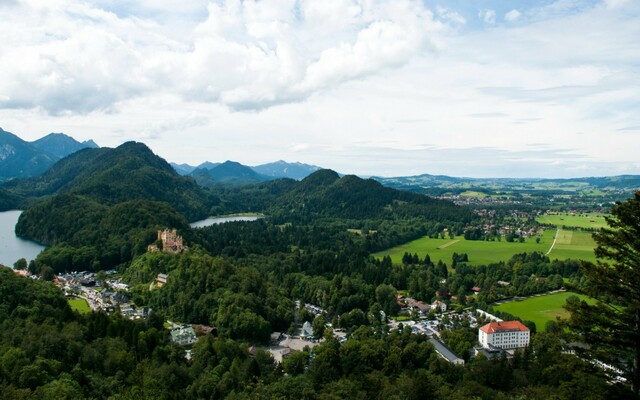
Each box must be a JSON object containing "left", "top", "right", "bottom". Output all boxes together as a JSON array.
[
  {"left": 546, "top": 229, "right": 559, "bottom": 255},
  {"left": 437, "top": 240, "right": 459, "bottom": 249}
]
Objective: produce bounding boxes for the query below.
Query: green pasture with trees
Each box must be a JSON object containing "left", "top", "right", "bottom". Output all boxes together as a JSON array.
[
  {"left": 494, "top": 292, "right": 594, "bottom": 331},
  {"left": 536, "top": 212, "right": 609, "bottom": 229},
  {"left": 373, "top": 230, "right": 556, "bottom": 266},
  {"left": 547, "top": 229, "right": 598, "bottom": 263}
]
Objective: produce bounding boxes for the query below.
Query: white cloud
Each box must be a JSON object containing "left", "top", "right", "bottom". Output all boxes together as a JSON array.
[
  {"left": 479, "top": 9, "right": 496, "bottom": 24},
  {"left": 0, "top": 0, "right": 639, "bottom": 178},
  {"left": 505, "top": 9, "right": 521, "bottom": 22},
  {"left": 436, "top": 6, "right": 466, "bottom": 25},
  {"left": 0, "top": 0, "right": 443, "bottom": 113},
  {"left": 604, "top": 0, "right": 630, "bottom": 8}
]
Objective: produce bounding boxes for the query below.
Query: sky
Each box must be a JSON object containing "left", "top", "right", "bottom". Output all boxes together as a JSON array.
[{"left": 0, "top": 0, "right": 638, "bottom": 178}]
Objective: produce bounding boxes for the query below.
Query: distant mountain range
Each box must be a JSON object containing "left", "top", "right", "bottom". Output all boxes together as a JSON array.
[
  {"left": 2, "top": 128, "right": 638, "bottom": 193},
  {"left": 253, "top": 160, "right": 321, "bottom": 180},
  {"left": 372, "top": 173, "right": 640, "bottom": 194},
  {"left": 0, "top": 128, "right": 98, "bottom": 182},
  {"left": 170, "top": 159, "right": 321, "bottom": 183}
]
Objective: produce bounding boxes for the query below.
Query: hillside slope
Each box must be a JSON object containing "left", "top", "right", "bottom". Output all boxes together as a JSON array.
[
  {"left": 4, "top": 141, "right": 216, "bottom": 220},
  {"left": 0, "top": 128, "right": 58, "bottom": 181}
]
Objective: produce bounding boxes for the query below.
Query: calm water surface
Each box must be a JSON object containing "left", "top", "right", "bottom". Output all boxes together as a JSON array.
[
  {"left": 0, "top": 210, "right": 46, "bottom": 267},
  {"left": 190, "top": 215, "right": 262, "bottom": 228}
]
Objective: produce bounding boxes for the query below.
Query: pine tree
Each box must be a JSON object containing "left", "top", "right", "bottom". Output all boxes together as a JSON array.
[{"left": 565, "top": 191, "right": 640, "bottom": 397}]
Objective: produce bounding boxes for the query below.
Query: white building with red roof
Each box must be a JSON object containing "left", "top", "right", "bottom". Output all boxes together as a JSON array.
[{"left": 479, "top": 321, "right": 530, "bottom": 349}]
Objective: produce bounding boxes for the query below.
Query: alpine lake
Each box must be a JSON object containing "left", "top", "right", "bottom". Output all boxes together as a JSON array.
[{"left": 0, "top": 210, "right": 46, "bottom": 268}]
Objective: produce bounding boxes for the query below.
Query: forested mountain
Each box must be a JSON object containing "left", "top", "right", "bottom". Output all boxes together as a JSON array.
[
  {"left": 196, "top": 161, "right": 221, "bottom": 171},
  {"left": 3, "top": 142, "right": 217, "bottom": 270},
  {"left": 191, "top": 160, "right": 271, "bottom": 185},
  {"left": 17, "top": 198, "right": 190, "bottom": 271},
  {"left": 0, "top": 187, "right": 23, "bottom": 210},
  {"left": 268, "top": 169, "right": 473, "bottom": 222},
  {"left": 0, "top": 128, "right": 99, "bottom": 182},
  {"left": 253, "top": 160, "right": 321, "bottom": 180},
  {"left": 4, "top": 141, "right": 216, "bottom": 220},
  {"left": 0, "top": 128, "right": 58, "bottom": 181},
  {"left": 31, "top": 132, "right": 98, "bottom": 159}
]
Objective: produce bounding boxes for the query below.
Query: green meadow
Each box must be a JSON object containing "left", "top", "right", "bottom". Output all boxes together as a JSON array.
[
  {"left": 373, "top": 230, "right": 556, "bottom": 266},
  {"left": 494, "top": 291, "right": 595, "bottom": 330},
  {"left": 547, "top": 229, "right": 598, "bottom": 263},
  {"left": 68, "top": 298, "right": 91, "bottom": 314},
  {"left": 536, "top": 213, "right": 608, "bottom": 229}
]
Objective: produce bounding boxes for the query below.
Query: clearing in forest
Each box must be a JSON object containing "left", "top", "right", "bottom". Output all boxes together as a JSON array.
[{"left": 494, "top": 291, "right": 595, "bottom": 330}]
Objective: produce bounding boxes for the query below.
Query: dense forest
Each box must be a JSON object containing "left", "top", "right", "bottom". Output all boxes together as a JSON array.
[{"left": 1, "top": 258, "right": 631, "bottom": 399}]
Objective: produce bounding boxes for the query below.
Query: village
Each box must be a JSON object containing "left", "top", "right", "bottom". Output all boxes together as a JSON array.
[{"left": 8, "top": 227, "right": 531, "bottom": 368}]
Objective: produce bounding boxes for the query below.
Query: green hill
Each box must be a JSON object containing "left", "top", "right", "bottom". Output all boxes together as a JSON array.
[
  {"left": 5, "top": 141, "right": 216, "bottom": 221},
  {"left": 270, "top": 169, "right": 472, "bottom": 222},
  {"left": 7, "top": 142, "right": 217, "bottom": 271}
]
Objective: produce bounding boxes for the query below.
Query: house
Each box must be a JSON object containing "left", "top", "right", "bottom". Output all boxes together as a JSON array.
[
  {"left": 429, "top": 337, "right": 464, "bottom": 365},
  {"left": 431, "top": 300, "right": 447, "bottom": 312},
  {"left": 14, "top": 269, "right": 31, "bottom": 278},
  {"left": 170, "top": 325, "right": 197, "bottom": 346},
  {"left": 405, "top": 298, "right": 430, "bottom": 315},
  {"left": 301, "top": 321, "right": 314, "bottom": 338},
  {"left": 479, "top": 321, "right": 530, "bottom": 349},
  {"left": 157, "top": 273, "right": 169, "bottom": 287},
  {"left": 472, "top": 286, "right": 481, "bottom": 293}
]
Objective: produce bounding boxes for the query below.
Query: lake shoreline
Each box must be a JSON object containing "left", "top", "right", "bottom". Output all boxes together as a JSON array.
[
  {"left": 0, "top": 210, "right": 47, "bottom": 267},
  {"left": 189, "top": 214, "right": 264, "bottom": 228}
]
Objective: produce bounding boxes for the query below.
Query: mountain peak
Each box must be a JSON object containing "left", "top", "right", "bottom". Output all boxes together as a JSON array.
[
  {"left": 253, "top": 160, "right": 321, "bottom": 180},
  {"left": 82, "top": 139, "right": 99, "bottom": 148},
  {"left": 31, "top": 132, "right": 100, "bottom": 160},
  {"left": 301, "top": 169, "right": 340, "bottom": 186},
  {"left": 0, "top": 128, "right": 58, "bottom": 181}
]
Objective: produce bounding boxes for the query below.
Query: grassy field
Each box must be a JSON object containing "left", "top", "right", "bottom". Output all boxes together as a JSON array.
[
  {"left": 373, "top": 230, "right": 556, "bottom": 266},
  {"left": 494, "top": 291, "right": 595, "bottom": 330},
  {"left": 68, "top": 298, "right": 91, "bottom": 314},
  {"left": 536, "top": 213, "right": 608, "bottom": 229},
  {"left": 460, "top": 190, "right": 488, "bottom": 198},
  {"left": 548, "top": 229, "right": 598, "bottom": 263}
]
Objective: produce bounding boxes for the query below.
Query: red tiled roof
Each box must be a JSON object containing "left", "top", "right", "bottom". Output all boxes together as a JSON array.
[{"left": 479, "top": 321, "right": 529, "bottom": 334}]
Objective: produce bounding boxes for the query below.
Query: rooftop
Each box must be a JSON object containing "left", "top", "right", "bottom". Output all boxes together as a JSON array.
[{"left": 479, "top": 321, "right": 529, "bottom": 334}]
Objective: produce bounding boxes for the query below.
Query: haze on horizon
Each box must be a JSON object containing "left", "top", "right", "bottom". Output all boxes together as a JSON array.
[{"left": 0, "top": 0, "right": 638, "bottom": 179}]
